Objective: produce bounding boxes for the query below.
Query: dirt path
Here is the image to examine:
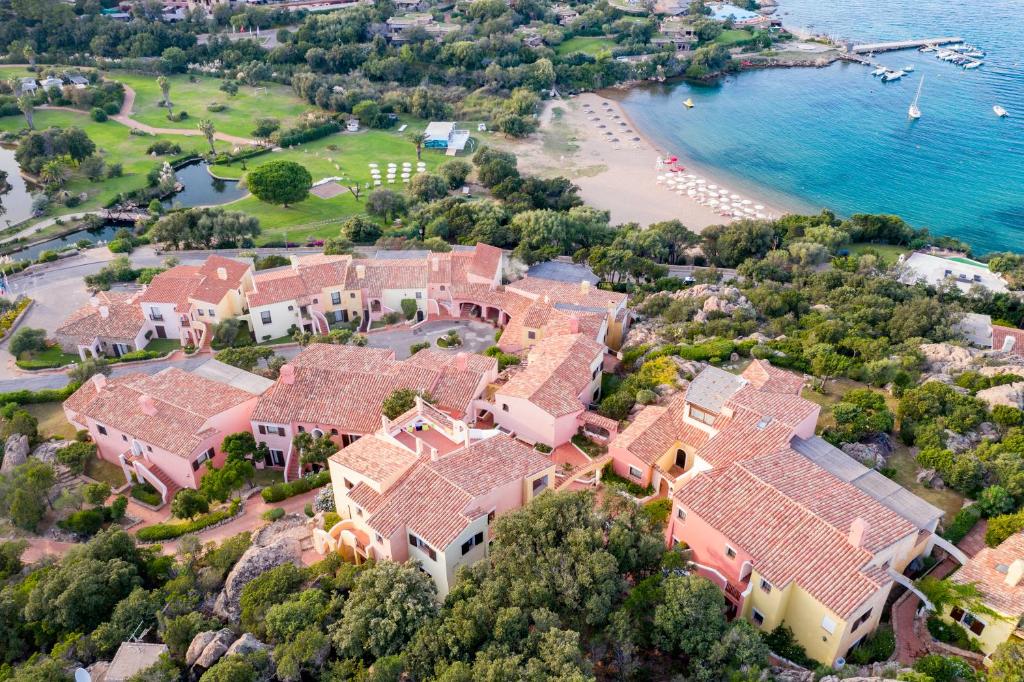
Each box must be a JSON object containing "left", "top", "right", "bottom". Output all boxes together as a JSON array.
[{"left": 111, "top": 84, "right": 257, "bottom": 147}]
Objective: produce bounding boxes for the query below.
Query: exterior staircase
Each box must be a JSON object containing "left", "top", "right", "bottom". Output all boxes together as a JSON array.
[
  {"left": 284, "top": 445, "right": 301, "bottom": 483},
  {"left": 133, "top": 458, "right": 181, "bottom": 506}
]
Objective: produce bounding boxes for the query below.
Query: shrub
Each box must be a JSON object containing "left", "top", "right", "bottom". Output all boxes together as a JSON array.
[
  {"left": 107, "top": 238, "right": 133, "bottom": 254},
  {"left": 926, "top": 615, "right": 981, "bottom": 652},
  {"left": 986, "top": 508, "right": 1024, "bottom": 547},
  {"left": 260, "top": 471, "right": 331, "bottom": 503},
  {"left": 381, "top": 312, "right": 403, "bottom": 326},
  {"left": 207, "top": 103, "right": 227, "bottom": 112},
  {"left": 59, "top": 508, "right": 106, "bottom": 536},
  {"left": 400, "top": 298, "right": 418, "bottom": 320},
  {"left": 642, "top": 498, "right": 672, "bottom": 527},
  {"left": 764, "top": 625, "right": 816, "bottom": 668},
  {"left": 9, "top": 327, "right": 47, "bottom": 356},
  {"left": 913, "top": 654, "right": 979, "bottom": 682},
  {"left": 91, "top": 107, "right": 108, "bottom": 122},
  {"left": 263, "top": 507, "right": 285, "bottom": 522},
  {"left": 114, "top": 349, "right": 163, "bottom": 363},
  {"left": 941, "top": 504, "right": 983, "bottom": 544},
  {"left": 131, "top": 482, "right": 163, "bottom": 507},
  {"left": 146, "top": 140, "right": 182, "bottom": 156},
  {"left": 846, "top": 625, "right": 895, "bottom": 664},
  {"left": 534, "top": 443, "right": 552, "bottom": 454},
  {"left": 277, "top": 121, "right": 341, "bottom": 147},
  {"left": 136, "top": 499, "right": 242, "bottom": 541},
  {"left": 409, "top": 341, "right": 431, "bottom": 355},
  {"left": 600, "top": 463, "right": 652, "bottom": 497},
  {"left": 636, "top": 389, "right": 657, "bottom": 405},
  {"left": 56, "top": 441, "right": 96, "bottom": 474}
]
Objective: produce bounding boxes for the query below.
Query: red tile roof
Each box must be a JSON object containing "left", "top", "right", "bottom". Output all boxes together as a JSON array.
[
  {"left": 140, "top": 256, "right": 250, "bottom": 309},
  {"left": 993, "top": 325, "right": 1024, "bottom": 357},
  {"left": 612, "top": 394, "right": 709, "bottom": 465},
  {"left": 950, "top": 532, "right": 1024, "bottom": 615},
  {"left": 55, "top": 291, "right": 146, "bottom": 344},
  {"left": 507, "top": 277, "right": 626, "bottom": 310},
  {"left": 252, "top": 344, "right": 495, "bottom": 432},
  {"left": 64, "top": 368, "right": 255, "bottom": 457},
  {"left": 331, "top": 434, "right": 418, "bottom": 483},
  {"left": 678, "top": 448, "right": 913, "bottom": 617},
  {"left": 496, "top": 334, "right": 605, "bottom": 417}
]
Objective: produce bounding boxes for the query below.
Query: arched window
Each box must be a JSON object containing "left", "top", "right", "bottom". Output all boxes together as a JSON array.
[
  {"left": 675, "top": 448, "right": 687, "bottom": 469},
  {"left": 312, "top": 428, "right": 324, "bottom": 439}
]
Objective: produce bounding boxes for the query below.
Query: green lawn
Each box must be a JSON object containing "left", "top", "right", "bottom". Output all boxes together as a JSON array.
[
  {"left": 114, "top": 72, "right": 317, "bottom": 139},
  {"left": 86, "top": 456, "right": 128, "bottom": 487},
  {"left": 714, "top": 29, "right": 754, "bottom": 46},
  {"left": 555, "top": 36, "right": 616, "bottom": 56},
  {"left": 0, "top": 109, "right": 220, "bottom": 216},
  {"left": 142, "top": 338, "right": 182, "bottom": 355},
  {"left": 15, "top": 345, "right": 80, "bottom": 370},
  {"left": 846, "top": 242, "right": 911, "bottom": 266},
  {"left": 24, "top": 402, "right": 78, "bottom": 440}
]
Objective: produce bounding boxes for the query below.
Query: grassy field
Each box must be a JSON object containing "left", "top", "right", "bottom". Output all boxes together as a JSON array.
[
  {"left": 846, "top": 242, "right": 911, "bottom": 266},
  {"left": 213, "top": 126, "right": 450, "bottom": 243},
  {"left": 86, "top": 457, "right": 127, "bottom": 487},
  {"left": 25, "top": 402, "right": 77, "bottom": 440},
  {"left": 113, "top": 72, "right": 316, "bottom": 139},
  {"left": 556, "top": 36, "right": 616, "bottom": 56},
  {"left": 0, "top": 109, "right": 221, "bottom": 215},
  {"left": 715, "top": 29, "right": 754, "bottom": 46}
]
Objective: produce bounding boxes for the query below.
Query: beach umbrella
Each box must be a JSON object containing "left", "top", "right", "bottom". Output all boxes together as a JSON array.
[
  {"left": 687, "top": 189, "right": 697, "bottom": 196},
  {"left": 676, "top": 189, "right": 684, "bottom": 195},
  {"left": 369, "top": 163, "right": 378, "bottom": 168},
  {"left": 696, "top": 179, "right": 706, "bottom": 185},
  {"left": 708, "top": 198, "right": 719, "bottom": 206},
  {"left": 657, "top": 174, "right": 666, "bottom": 181},
  {"left": 708, "top": 184, "right": 718, "bottom": 190},
  {"left": 756, "top": 212, "right": 766, "bottom": 218},
  {"left": 730, "top": 194, "right": 741, "bottom": 200},
  {"left": 742, "top": 199, "right": 752, "bottom": 205},
  {"left": 754, "top": 204, "right": 765, "bottom": 210}
]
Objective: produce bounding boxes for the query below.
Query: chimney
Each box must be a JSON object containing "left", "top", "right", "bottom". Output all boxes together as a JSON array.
[
  {"left": 455, "top": 352, "right": 468, "bottom": 372},
  {"left": 98, "top": 305, "right": 110, "bottom": 319},
  {"left": 429, "top": 444, "right": 440, "bottom": 461},
  {"left": 138, "top": 394, "right": 157, "bottom": 416},
  {"left": 280, "top": 364, "right": 295, "bottom": 385},
  {"left": 431, "top": 258, "right": 439, "bottom": 272},
  {"left": 1006, "top": 559, "right": 1024, "bottom": 587},
  {"left": 580, "top": 280, "right": 591, "bottom": 294},
  {"left": 568, "top": 317, "right": 580, "bottom": 334},
  {"left": 91, "top": 373, "right": 107, "bottom": 391},
  {"left": 356, "top": 265, "right": 365, "bottom": 280},
  {"left": 217, "top": 266, "right": 228, "bottom": 280},
  {"left": 848, "top": 517, "right": 869, "bottom": 548}
]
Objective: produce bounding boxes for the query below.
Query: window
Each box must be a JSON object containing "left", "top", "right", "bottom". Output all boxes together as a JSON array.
[
  {"left": 461, "top": 531, "right": 486, "bottom": 555},
  {"left": 331, "top": 292, "right": 341, "bottom": 305},
  {"left": 331, "top": 428, "right": 338, "bottom": 436},
  {"left": 97, "top": 425, "right": 107, "bottom": 435},
  {"left": 752, "top": 609, "right": 765, "bottom": 626},
  {"left": 266, "top": 449, "right": 284, "bottom": 467},
  {"left": 676, "top": 507, "right": 686, "bottom": 521},
  {"left": 355, "top": 507, "right": 363, "bottom": 517},
  {"left": 344, "top": 478, "right": 354, "bottom": 490},
  {"left": 950, "top": 606, "right": 965, "bottom": 622},
  {"left": 532, "top": 475, "right": 549, "bottom": 494},
  {"left": 287, "top": 305, "right": 294, "bottom": 311},
  {"left": 297, "top": 425, "right": 305, "bottom": 433},
  {"left": 208, "top": 308, "right": 214, "bottom": 317},
  {"left": 275, "top": 426, "right": 285, "bottom": 437},
  {"left": 193, "top": 447, "right": 214, "bottom": 471},
  {"left": 260, "top": 311, "right": 272, "bottom": 324},
  {"left": 415, "top": 291, "right": 422, "bottom": 299},
  {"left": 628, "top": 465, "right": 643, "bottom": 479},
  {"left": 821, "top": 615, "right": 837, "bottom": 635},
  {"left": 760, "top": 578, "right": 772, "bottom": 593},
  {"left": 487, "top": 510, "right": 496, "bottom": 524},
  {"left": 122, "top": 434, "right": 128, "bottom": 442},
  {"left": 409, "top": 533, "right": 436, "bottom": 561},
  {"left": 197, "top": 309, "right": 205, "bottom": 317},
  {"left": 853, "top": 608, "right": 872, "bottom": 630},
  {"left": 258, "top": 425, "right": 267, "bottom": 435},
  {"left": 527, "top": 330, "right": 536, "bottom": 340},
  {"left": 502, "top": 403, "right": 509, "bottom": 412},
  {"left": 440, "top": 285, "right": 446, "bottom": 291},
  {"left": 965, "top": 615, "right": 985, "bottom": 635},
  {"left": 375, "top": 533, "right": 383, "bottom": 544},
  {"left": 350, "top": 292, "right": 356, "bottom": 298},
  {"left": 689, "top": 406, "right": 716, "bottom": 426},
  {"left": 725, "top": 545, "right": 736, "bottom": 559},
  {"left": 312, "top": 299, "right": 318, "bottom": 305},
  {"left": 146, "top": 445, "right": 152, "bottom": 452}
]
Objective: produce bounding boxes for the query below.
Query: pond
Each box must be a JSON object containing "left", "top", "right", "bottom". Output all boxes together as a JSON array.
[
  {"left": 162, "top": 161, "right": 246, "bottom": 209},
  {"left": 0, "top": 146, "right": 35, "bottom": 227},
  {"left": 9, "top": 222, "right": 124, "bottom": 262}
]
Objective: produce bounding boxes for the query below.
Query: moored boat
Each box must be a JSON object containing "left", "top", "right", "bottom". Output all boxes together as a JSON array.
[{"left": 994, "top": 105, "right": 1008, "bottom": 117}]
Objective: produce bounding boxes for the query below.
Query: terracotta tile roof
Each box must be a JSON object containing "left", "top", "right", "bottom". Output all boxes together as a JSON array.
[
  {"left": 63, "top": 368, "right": 254, "bottom": 457},
  {"left": 467, "top": 243, "right": 503, "bottom": 281},
  {"left": 691, "top": 406, "right": 795, "bottom": 469},
  {"left": 507, "top": 277, "right": 626, "bottom": 310},
  {"left": 612, "top": 394, "right": 710, "bottom": 465},
  {"left": 346, "top": 481, "right": 385, "bottom": 512},
  {"left": 497, "top": 334, "right": 605, "bottom": 417},
  {"left": 678, "top": 448, "right": 912, "bottom": 617},
  {"left": 726, "top": 385, "right": 819, "bottom": 431},
  {"left": 248, "top": 256, "right": 352, "bottom": 308},
  {"left": 361, "top": 434, "right": 551, "bottom": 547},
  {"left": 950, "top": 532, "right": 1024, "bottom": 615},
  {"left": 742, "top": 359, "right": 806, "bottom": 394},
  {"left": 55, "top": 291, "right": 146, "bottom": 344},
  {"left": 140, "top": 256, "right": 250, "bottom": 309},
  {"left": 252, "top": 344, "right": 493, "bottom": 431},
  {"left": 993, "top": 325, "right": 1024, "bottom": 357},
  {"left": 684, "top": 366, "right": 746, "bottom": 413},
  {"left": 331, "top": 434, "right": 418, "bottom": 483}
]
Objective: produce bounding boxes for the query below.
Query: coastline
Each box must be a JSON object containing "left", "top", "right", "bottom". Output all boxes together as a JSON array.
[{"left": 497, "top": 91, "right": 797, "bottom": 232}]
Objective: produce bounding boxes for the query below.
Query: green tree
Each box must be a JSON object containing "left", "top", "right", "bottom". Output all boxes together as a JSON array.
[
  {"left": 381, "top": 388, "right": 434, "bottom": 419},
  {"left": 83, "top": 482, "right": 112, "bottom": 506},
  {"left": 333, "top": 560, "right": 438, "bottom": 660},
  {"left": 56, "top": 441, "right": 96, "bottom": 475},
  {"left": 366, "top": 189, "right": 406, "bottom": 223},
  {"left": 252, "top": 117, "right": 279, "bottom": 142},
  {"left": 9, "top": 327, "right": 47, "bottom": 357},
  {"left": 171, "top": 489, "right": 210, "bottom": 519},
  {"left": 199, "top": 454, "right": 254, "bottom": 502},
  {"left": 67, "top": 357, "right": 111, "bottom": 384},
  {"left": 438, "top": 160, "right": 471, "bottom": 189},
  {"left": 246, "top": 160, "right": 311, "bottom": 207},
  {"left": 17, "top": 95, "right": 34, "bottom": 130},
  {"left": 90, "top": 586, "right": 162, "bottom": 656},
  {"left": 654, "top": 574, "right": 728, "bottom": 656},
  {"left": 409, "top": 172, "right": 449, "bottom": 202},
  {"left": 990, "top": 639, "right": 1024, "bottom": 681},
  {"left": 198, "top": 119, "right": 217, "bottom": 154},
  {"left": 156, "top": 75, "right": 171, "bottom": 107},
  {"left": 408, "top": 131, "right": 427, "bottom": 160},
  {"left": 824, "top": 389, "right": 894, "bottom": 445},
  {"left": 239, "top": 563, "right": 306, "bottom": 637},
  {"left": 293, "top": 432, "right": 338, "bottom": 468},
  {"left": 341, "top": 215, "right": 382, "bottom": 243}
]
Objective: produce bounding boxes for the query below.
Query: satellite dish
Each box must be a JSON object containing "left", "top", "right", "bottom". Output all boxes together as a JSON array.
[{"left": 74, "top": 669, "right": 91, "bottom": 682}]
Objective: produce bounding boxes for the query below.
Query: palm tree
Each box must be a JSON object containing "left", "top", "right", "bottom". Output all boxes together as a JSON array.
[
  {"left": 40, "top": 159, "right": 68, "bottom": 188},
  {"left": 17, "top": 95, "right": 34, "bottom": 130},
  {"left": 198, "top": 119, "right": 216, "bottom": 154},
  {"left": 23, "top": 45, "right": 35, "bottom": 69},
  {"left": 157, "top": 76, "right": 173, "bottom": 118},
  {"left": 408, "top": 132, "right": 427, "bottom": 161}
]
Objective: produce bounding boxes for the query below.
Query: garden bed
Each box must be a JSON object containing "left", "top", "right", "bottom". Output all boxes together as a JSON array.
[{"left": 136, "top": 499, "right": 243, "bottom": 542}]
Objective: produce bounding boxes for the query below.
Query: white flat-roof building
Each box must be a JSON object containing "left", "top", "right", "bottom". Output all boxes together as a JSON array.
[
  {"left": 423, "top": 121, "right": 470, "bottom": 155},
  {"left": 898, "top": 252, "right": 1008, "bottom": 293}
]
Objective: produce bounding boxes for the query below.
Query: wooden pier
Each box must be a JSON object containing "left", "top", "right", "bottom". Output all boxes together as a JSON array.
[{"left": 850, "top": 37, "right": 962, "bottom": 54}]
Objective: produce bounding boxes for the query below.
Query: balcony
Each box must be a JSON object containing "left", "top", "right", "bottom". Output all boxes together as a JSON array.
[{"left": 148, "top": 313, "right": 164, "bottom": 321}]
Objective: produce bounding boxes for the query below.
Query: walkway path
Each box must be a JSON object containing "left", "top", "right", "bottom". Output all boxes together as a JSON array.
[
  {"left": 893, "top": 521, "right": 987, "bottom": 665},
  {"left": 111, "top": 84, "right": 258, "bottom": 147}
]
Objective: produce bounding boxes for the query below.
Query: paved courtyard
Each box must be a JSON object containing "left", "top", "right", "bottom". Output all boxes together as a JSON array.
[{"left": 367, "top": 319, "right": 497, "bottom": 359}]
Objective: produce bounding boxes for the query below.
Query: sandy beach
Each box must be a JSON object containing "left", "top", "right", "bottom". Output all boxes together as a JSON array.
[{"left": 489, "top": 91, "right": 790, "bottom": 231}]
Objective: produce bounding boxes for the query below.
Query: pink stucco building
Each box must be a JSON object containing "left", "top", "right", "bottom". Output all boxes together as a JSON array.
[{"left": 63, "top": 367, "right": 265, "bottom": 504}]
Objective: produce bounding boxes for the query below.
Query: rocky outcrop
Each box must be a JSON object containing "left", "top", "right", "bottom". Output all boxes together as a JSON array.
[
  {"left": 944, "top": 429, "right": 980, "bottom": 454},
  {"left": 920, "top": 343, "right": 981, "bottom": 377},
  {"left": 917, "top": 468, "right": 945, "bottom": 490},
  {"left": 252, "top": 513, "right": 309, "bottom": 548},
  {"left": 31, "top": 440, "right": 71, "bottom": 466},
  {"left": 213, "top": 536, "right": 302, "bottom": 622},
  {"left": 192, "top": 628, "right": 237, "bottom": 670},
  {"left": 225, "top": 633, "right": 269, "bottom": 658},
  {"left": 842, "top": 443, "right": 886, "bottom": 468},
  {"left": 185, "top": 630, "right": 220, "bottom": 668},
  {"left": 976, "top": 381, "right": 1024, "bottom": 409},
  {"left": 0, "top": 435, "right": 29, "bottom": 474}
]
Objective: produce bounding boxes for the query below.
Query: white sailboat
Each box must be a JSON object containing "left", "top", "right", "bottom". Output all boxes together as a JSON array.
[
  {"left": 908, "top": 76, "right": 924, "bottom": 120},
  {"left": 994, "top": 105, "right": 1008, "bottom": 117}
]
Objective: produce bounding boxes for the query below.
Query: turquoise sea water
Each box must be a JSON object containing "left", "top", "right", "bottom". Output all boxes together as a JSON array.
[{"left": 614, "top": 0, "right": 1024, "bottom": 253}]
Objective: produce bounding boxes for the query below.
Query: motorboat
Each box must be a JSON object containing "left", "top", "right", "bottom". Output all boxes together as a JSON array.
[
  {"left": 963, "top": 61, "right": 983, "bottom": 69},
  {"left": 904, "top": 65, "right": 915, "bottom": 72},
  {"left": 882, "top": 70, "right": 905, "bottom": 82},
  {"left": 871, "top": 66, "right": 887, "bottom": 77},
  {"left": 683, "top": 98, "right": 694, "bottom": 108},
  {"left": 994, "top": 105, "right": 1008, "bottom": 117}
]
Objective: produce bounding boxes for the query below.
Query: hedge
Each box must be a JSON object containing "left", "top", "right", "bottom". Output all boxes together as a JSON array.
[
  {"left": 136, "top": 499, "right": 242, "bottom": 542},
  {"left": 941, "top": 504, "right": 982, "bottom": 545},
  {"left": 0, "top": 383, "right": 80, "bottom": 405},
  {"left": 131, "top": 483, "right": 163, "bottom": 507},
  {"left": 277, "top": 121, "right": 341, "bottom": 148},
  {"left": 0, "top": 298, "right": 32, "bottom": 337},
  {"left": 261, "top": 471, "right": 331, "bottom": 503}
]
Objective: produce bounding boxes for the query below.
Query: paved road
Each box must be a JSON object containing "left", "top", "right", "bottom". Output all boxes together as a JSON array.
[{"left": 367, "top": 320, "right": 497, "bottom": 359}]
